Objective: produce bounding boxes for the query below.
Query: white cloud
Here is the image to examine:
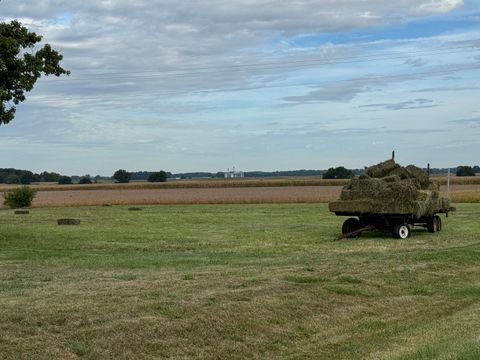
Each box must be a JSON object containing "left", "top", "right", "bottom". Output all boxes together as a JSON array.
[
  {"left": 415, "top": 0, "right": 463, "bottom": 15},
  {"left": 1, "top": 0, "right": 479, "bottom": 173}
]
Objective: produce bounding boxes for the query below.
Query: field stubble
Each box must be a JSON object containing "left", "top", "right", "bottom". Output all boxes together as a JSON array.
[
  {"left": 1, "top": 184, "right": 479, "bottom": 207},
  {"left": 0, "top": 203, "right": 479, "bottom": 359}
]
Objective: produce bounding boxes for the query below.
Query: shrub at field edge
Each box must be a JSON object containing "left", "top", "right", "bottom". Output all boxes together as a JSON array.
[{"left": 3, "top": 186, "right": 37, "bottom": 208}]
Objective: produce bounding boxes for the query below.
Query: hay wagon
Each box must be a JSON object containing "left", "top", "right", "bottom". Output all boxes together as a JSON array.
[
  {"left": 329, "top": 159, "right": 454, "bottom": 239},
  {"left": 330, "top": 205, "right": 452, "bottom": 240}
]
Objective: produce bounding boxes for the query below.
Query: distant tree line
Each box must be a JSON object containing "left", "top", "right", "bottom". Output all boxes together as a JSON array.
[
  {"left": 169, "top": 169, "right": 362, "bottom": 179},
  {"left": 0, "top": 168, "right": 64, "bottom": 184},
  {"left": 456, "top": 166, "right": 477, "bottom": 177},
  {"left": 0, "top": 168, "right": 98, "bottom": 185},
  {"left": 113, "top": 170, "right": 169, "bottom": 183},
  {"left": 114, "top": 166, "right": 480, "bottom": 180},
  {"left": 129, "top": 171, "right": 173, "bottom": 181},
  {"left": 1, "top": 165, "right": 477, "bottom": 185}
]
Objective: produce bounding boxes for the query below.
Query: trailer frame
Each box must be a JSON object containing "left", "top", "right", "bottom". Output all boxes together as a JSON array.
[{"left": 334, "top": 207, "right": 453, "bottom": 240}]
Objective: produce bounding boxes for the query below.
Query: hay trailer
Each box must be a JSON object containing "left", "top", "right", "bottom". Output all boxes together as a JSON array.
[
  {"left": 329, "top": 157, "right": 454, "bottom": 240},
  {"left": 332, "top": 208, "right": 452, "bottom": 240}
]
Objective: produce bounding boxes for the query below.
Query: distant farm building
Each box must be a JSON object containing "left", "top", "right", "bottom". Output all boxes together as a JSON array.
[{"left": 225, "top": 167, "right": 244, "bottom": 179}]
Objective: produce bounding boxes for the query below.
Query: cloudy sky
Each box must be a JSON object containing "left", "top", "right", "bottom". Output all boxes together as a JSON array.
[{"left": 1, "top": 0, "right": 479, "bottom": 175}]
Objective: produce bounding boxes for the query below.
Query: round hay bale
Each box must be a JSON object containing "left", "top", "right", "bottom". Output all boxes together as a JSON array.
[
  {"left": 14, "top": 209, "right": 30, "bottom": 215},
  {"left": 57, "top": 218, "right": 81, "bottom": 225},
  {"left": 128, "top": 207, "right": 142, "bottom": 211}
]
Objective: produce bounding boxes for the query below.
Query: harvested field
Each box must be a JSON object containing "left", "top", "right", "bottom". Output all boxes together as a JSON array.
[
  {"left": 1, "top": 203, "right": 480, "bottom": 359},
  {"left": 0, "top": 175, "right": 478, "bottom": 192},
  {"left": 25, "top": 186, "right": 344, "bottom": 207},
  {"left": 1, "top": 184, "right": 479, "bottom": 207},
  {"left": 0, "top": 177, "right": 344, "bottom": 191}
]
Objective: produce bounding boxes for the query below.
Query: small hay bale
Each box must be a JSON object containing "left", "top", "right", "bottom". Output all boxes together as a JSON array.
[
  {"left": 364, "top": 160, "right": 400, "bottom": 178},
  {"left": 57, "top": 218, "right": 81, "bottom": 225},
  {"left": 405, "top": 165, "right": 430, "bottom": 189},
  {"left": 14, "top": 209, "right": 30, "bottom": 215},
  {"left": 128, "top": 207, "right": 142, "bottom": 211}
]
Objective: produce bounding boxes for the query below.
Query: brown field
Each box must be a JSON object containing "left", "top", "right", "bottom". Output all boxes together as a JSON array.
[
  {"left": 0, "top": 175, "right": 478, "bottom": 193},
  {"left": 0, "top": 177, "right": 341, "bottom": 191},
  {"left": 21, "top": 186, "right": 344, "bottom": 207},
  {"left": 1, "top": 184, "right": 479, "bottom": 207}
]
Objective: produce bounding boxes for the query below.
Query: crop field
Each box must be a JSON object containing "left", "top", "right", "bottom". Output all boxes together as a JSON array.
[
  {"left": 1, "top": 203, "right": 479, "bottom": 359},
  {"left": 0, "top": 177, "right": 343, "bottom": 192},
  {"left": 0, "top": 175, "right": 479, "bottom": 193},
  {"left": 1, "top": 184, "right": 479, "bottom": 208},
  {"left": 26, "top": 186, "right": 343, "bottom": 207}
]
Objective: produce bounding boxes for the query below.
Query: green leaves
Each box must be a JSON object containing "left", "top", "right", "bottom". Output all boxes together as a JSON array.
[{"left": 0, "top": 20, "right": 69, "bottom": 125}]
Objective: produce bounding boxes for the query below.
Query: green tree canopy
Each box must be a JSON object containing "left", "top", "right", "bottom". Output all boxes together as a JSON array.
[
  {"left": 323, "top": 166, "right": 353, "bottom": 179},
  {"left": 456, "top": 166, "right": 476, "bottom": 177},
  {"left": 1, "top": 20, "right": 69, "bottom": 125},
  {"left": 113, "top": 169, "right": 131, "bottom": 183},
  {"left": 78, "top": 175, "right": 93, "bottom": 184},
  {"left": 147, "top": 171, "right": 168, "bottom": 183},
  {"left": 3, "top": 186, "right": 36, "bottom": 208},
  {"left": 58, "top": 175, "right": 72, "bottom": 185}
]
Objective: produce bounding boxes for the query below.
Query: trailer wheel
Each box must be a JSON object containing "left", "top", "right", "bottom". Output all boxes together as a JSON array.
[
  {"left": 392, "top": 224, "right": 410, "bottom": 239},
  {"left": 427, "top": 216, "right": 440, "bottom": 233},
  {"left": 342, "top": 218, "right": 361, "bottom": 238},
  {"left": 435, "top": 216, "right": 442, "bottom": 232}
]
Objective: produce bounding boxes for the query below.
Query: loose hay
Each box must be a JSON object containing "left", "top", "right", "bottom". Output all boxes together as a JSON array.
[
  {"left": 330, "top": 160, "right": 451, "bottom": 218},
  {"left": 57, "top": 218, "right": 81, "bottom": 225},
  {"left": 14, "top": 209, "right": 29, "bottom": 215},
  {"left": 128, "top": 207, "right": 142, "bottom": 211}
]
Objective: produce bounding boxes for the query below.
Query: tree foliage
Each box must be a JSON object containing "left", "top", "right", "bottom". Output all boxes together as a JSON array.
[
  {"left": 3, "top": 186, "right": 36, "bottom": 208},
  {"left": 323, "top": 166, "right": 353, "bottom": 179},
  {"left": 78, "top": 176, "right": 92, "bottom": 184},
  {"left": 58, "top": 175, "right": 72, "bottom": 185},
  {"left": 456, "top": 166, "right": 476, "bottom": 177},
  {"left": 148, "top": 171, "right": 168, "bottom": 182},
  {"left": 0, "top": 20, "right": 69, "bottom": 125},
  {"left": 113, "top": 169, "right": 131, "bottom": 183}
]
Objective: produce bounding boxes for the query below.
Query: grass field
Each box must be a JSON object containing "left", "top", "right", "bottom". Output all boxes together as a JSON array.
[{"left": 1, "top": 203, "right": 479, "bottom": 359}]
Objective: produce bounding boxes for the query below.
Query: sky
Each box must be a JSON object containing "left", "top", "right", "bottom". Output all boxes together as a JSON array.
[{"left": 1, "top": 0, "right": 479, "bottom": 175}]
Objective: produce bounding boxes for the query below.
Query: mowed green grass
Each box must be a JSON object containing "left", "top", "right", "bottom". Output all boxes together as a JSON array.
[{"left": 0, "top": 204, "right": 479, "bottom": 359}]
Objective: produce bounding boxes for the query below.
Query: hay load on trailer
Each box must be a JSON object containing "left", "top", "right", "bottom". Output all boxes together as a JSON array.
[{"left": 329, "top": 159, "right": 454, "bottom": 239}]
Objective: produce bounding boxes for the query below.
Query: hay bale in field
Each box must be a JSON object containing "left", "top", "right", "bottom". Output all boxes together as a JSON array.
[
  {"left": 128, "top": 207, "right": 142, "bottom": 211},
  {"left": 14, "top": 209, "right": 30, "bottom": 215},
  {"left": 57, "top": 218, "right": 81, "bottom": 225},
  {"left": 329, "top": 159, "right": 450, "bottom": 218}
]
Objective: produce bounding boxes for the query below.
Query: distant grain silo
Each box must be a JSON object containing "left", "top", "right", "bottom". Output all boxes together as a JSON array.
[{"left": 224, "top": 166, "right": 245, "bottom": 179}]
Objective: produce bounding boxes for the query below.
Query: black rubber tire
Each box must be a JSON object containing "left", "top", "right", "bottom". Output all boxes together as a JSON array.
[
  {"left": 392, "top": 224, "right": 410, "bottom": 239},
  {"left": 342, "top": 218, "right": 361, "bottom": 238},
  {"left": 427, "top": 216, "right": 439, "bottom": 233},
  {"left": 435, "top": 215, "right": 442, "bottom": 232}
]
